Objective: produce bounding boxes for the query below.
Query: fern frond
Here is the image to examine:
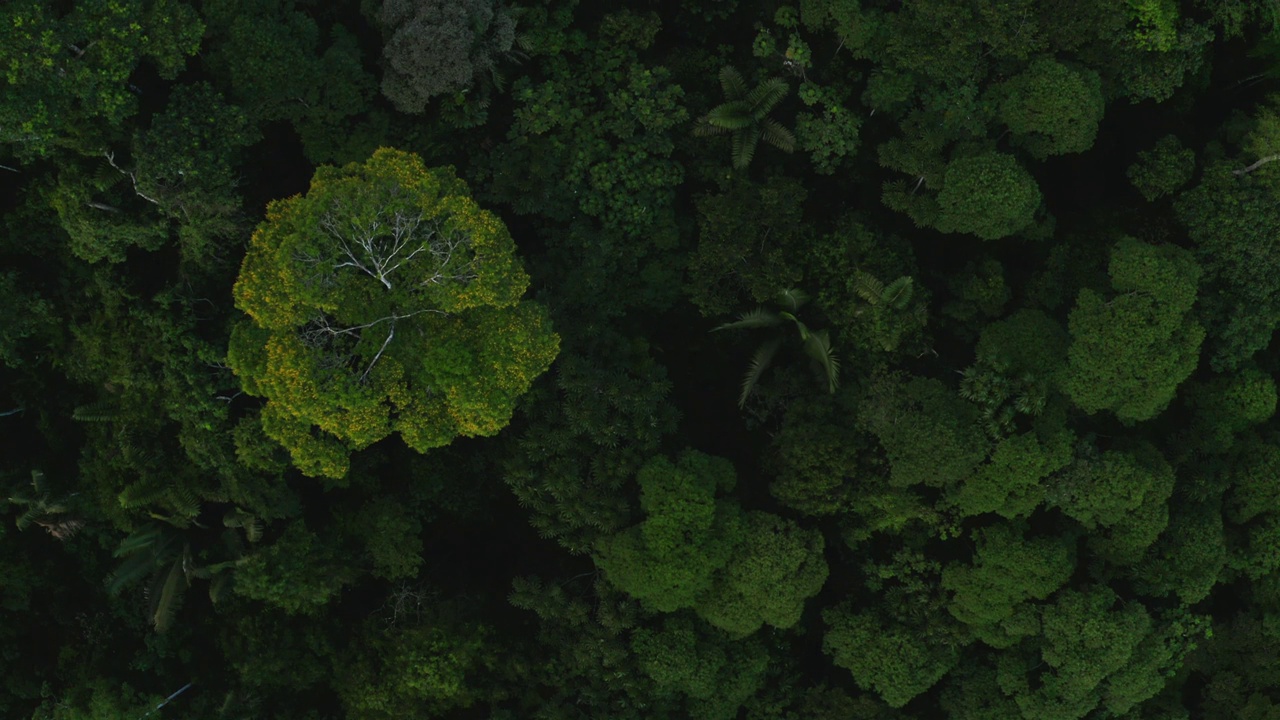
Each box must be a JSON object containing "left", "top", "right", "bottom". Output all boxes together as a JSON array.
[
  {"left": 802, "top": 330, "right": 840, "bottom": 393},
  {"left": 759, "top": 117, "right": 796, "bottom": 153},
  {"left": 712, "top": 308, "right": 783, "bottom": 332},
  {"left": 718, "top": 65, "right": 749, "bottom": 100},
  {"left": 739, "top": 338, "right": 783, "bottom": 409}
]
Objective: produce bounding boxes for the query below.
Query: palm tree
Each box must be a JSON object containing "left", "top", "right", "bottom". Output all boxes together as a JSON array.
[
  {"left": 106, "top": 509, "right": 260, "bottom": 633},
  {"left": 713, "top": 288, "right": 839, "bottom": 408},
  {"left": 7, "top": 470, "right": 83, "bottom": 540},
  {"left": 695, "top": 66, "right": 796, "bottom": 169}
]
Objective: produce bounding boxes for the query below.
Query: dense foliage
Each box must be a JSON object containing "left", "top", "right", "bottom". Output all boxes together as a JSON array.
[{"left": 3, "top": 0, "right": 1280, "bottom": 718}]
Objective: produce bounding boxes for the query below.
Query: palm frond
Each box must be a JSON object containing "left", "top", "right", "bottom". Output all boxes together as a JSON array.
[
  {"left": 802, "top": 330, "right": 840, "bottom": 393},
  {"left": 15, "top": 506, "right": 46, "bottom": 531},
  {"left": 712, "top": 308, "right": 783, "bottom": 332},
  {"left": 775, "top": 288, "right": 810, "bottom": 313},
  {"left": 106, "top": 551, "right": 160, "bottom": 595},
  {"left": 732, "top": 129, "right": 761, "bottom": 169},
  {"left": 112, "top": 524, "right": 165, "bottom": 558},
  {"left": 209, "top": 573, "right": 234, "bottom": 604},
  {"left": 718, "top": 65, "right": 749, "bottom": 100},
  {"left": 760, "top": 118, "right": 796, "bottom": 153},
  {"left": 739, "top": 338, "right": 783, "bottom": 408},
  {"left": 72, "top": 401, "right": 118, "bottom": 422},
  {"left": 166, "top": 484, "right": 201, "bottom": 520},
  {"left": 747, "top": 78, "right": 791, "bottom": 118},
  {"left": 692, "top": 118, "right": 730, "bottom": 137},
  {"left": 151, "top": 555, "right": 187, "bottom": 633},
  {"left": 854, "top": 271, "right": 885, "bottom": 305},
  {"left": 701, "top": 103, "right": 755, "bottom": 131},
  {"left": 118, "top": 480, "right": 170, "bottom": 510},
  {"left": 882, "top": 276, "right": 914, "bottom": 309}
]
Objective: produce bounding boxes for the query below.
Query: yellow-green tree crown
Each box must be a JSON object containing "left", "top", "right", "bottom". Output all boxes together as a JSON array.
[{"left": 228, "top": 147, "right": 559, "bottom": 478}]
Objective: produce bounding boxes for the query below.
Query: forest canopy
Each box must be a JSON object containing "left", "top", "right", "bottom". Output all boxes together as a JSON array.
[{"left": 3, "top": 0, "right": 1280, "bottom": 719}]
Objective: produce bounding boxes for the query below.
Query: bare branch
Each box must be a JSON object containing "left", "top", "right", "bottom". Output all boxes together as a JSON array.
[
  {"left": 104, "top": 151, "right": 161, "bottom": 206},
  {"left": 1234, "top": 153, "right": 1280, "bottom": 177}
]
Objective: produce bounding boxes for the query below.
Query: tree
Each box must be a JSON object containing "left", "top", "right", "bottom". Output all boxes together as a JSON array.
[
  {"left": 593, "top": 452, "right": 740, "bottom": 614},
  {"left": 1181, "top": 366, "right": 1277, "bottom": 454},
  {"left": 687, "top": 175, "right": 807, "bottom": 317},
  {"left": 0, "top": 0, "right": 202, "bottom": 157},
  {"left": 228, "top": 148, "right": 559, "bottom": 477},
  {"left": 712, "top": 288, "right": 840, "bottom": 408},
  {"left": 947, "top": 425, "right": 1073, "bottom": 519},
  {"left": 942, "top": 523, "right": 1075, "bottom": 643},
  {"left": 375, "top": 0, "right": 518, "bottom": 113},
  {"left": 996, "top": 58, "right": 1105, "bottom": 159},
  {"left": 934, "top": 152, "right": 1042, "bottom": 240},
  {"left": 1175, "top": 109, "right": 1280, "bottom": 370},
  {"left": 694, "top": 66, "right": 796, "bottom": 169},
  {"left": 997, "top": 585, "right": 1201, "bottom": 720},
  {"left": 233, "top": 520, "right": 357, "bottom": 614},
  {"left": 1061, "top": 237, "right": 1204, "bottom": 423},
  {"left": 822, "top": 602, "right": 960, "bottom": 708},
  {"left": 695, "top": 509, "right": 828, "bottom": 637},
  {"left": 631, "top": 615, "right": 770, "bottom": 720},
  {"left": 859, "top": 375, "right": 989, "bottom": 489},
  {"left": 1128, "top": 135, "right": 1196, "bottom": 201},
  {"left": 338, "top": 612, "right": 496, "bottom": 719},
  {"left": 593, "top": 452, "right": 827, "bottom": 637}
]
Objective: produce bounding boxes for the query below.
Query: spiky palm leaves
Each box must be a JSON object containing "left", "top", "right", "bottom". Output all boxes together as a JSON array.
[
  {"left": 713, "top": 288, "right": 840, "bottom": 408},
  {"left": 107, "top": 509, "right": 261, "bottom": 633},
  {"left": 695, "top": 66, "right": 796, "bottom": 169}
]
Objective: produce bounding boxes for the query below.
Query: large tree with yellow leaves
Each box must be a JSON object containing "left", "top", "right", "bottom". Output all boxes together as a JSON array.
[{"left": 228, "top": 148, "right": 558, "bottom": 478}]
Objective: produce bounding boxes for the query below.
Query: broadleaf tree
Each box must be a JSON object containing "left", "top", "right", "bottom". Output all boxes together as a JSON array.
[{"left": 228, "top": 148, "right": 559, "bottom": 477}]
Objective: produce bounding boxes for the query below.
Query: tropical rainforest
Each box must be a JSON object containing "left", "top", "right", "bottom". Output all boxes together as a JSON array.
[{"left": 6, "top": 0, "right": 1280, "bottom": 718}]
